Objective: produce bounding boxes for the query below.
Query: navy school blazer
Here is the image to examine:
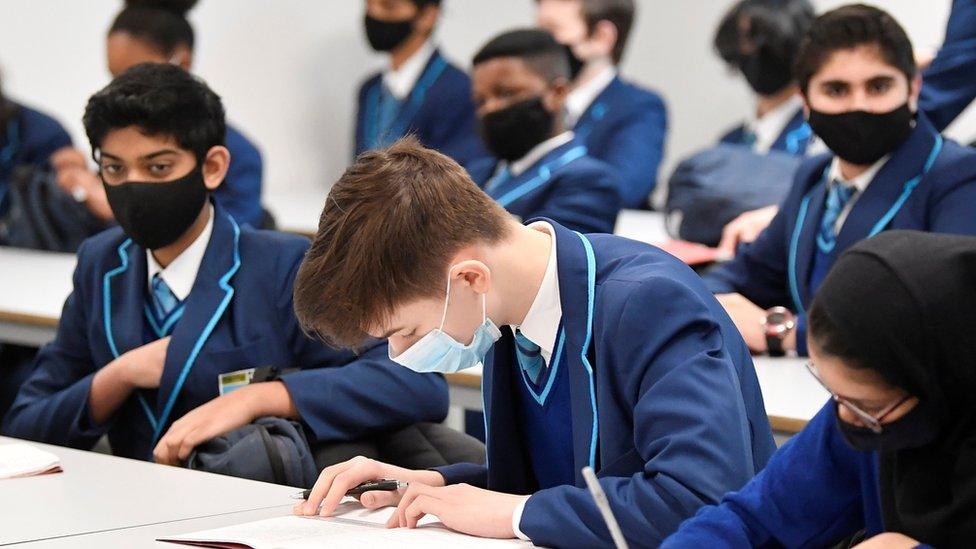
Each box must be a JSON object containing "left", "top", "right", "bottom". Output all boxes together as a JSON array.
[
  {"left": 2, "top": 201, "right": 448, "bottom": 459},
  {"left": 705, "top": 113, "right": 976, "bottom": 355},
  {"left": 435, "top": 220, "right": 776, "bottom": 548}
]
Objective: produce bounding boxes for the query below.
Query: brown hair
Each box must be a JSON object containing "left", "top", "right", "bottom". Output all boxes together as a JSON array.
[
  {"left": 582, "top": 0, "right": 635, "bottom": 64},
  {"left": 293, "top": 136, "right": 513, "bottom": 348}
]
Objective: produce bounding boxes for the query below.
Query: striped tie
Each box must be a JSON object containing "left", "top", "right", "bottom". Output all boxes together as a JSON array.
[
  {"left": 515, "top": 329, "right": 545, "bottom": 385},
  {"left": 816, "top": 181, "right": 857, "bottom": 253}
]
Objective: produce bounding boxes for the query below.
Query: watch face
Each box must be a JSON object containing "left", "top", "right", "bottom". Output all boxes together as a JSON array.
[{"left": 767, "top": 311, "right": 788, "bottom": 325}]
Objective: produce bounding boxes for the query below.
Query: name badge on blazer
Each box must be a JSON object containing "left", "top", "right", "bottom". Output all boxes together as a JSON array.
[{"left": 217, "top": 365, "right": 299, "bottom": 395}]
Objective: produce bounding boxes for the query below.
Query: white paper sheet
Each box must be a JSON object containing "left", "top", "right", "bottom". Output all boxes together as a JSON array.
[{"left": 0, "top": 443, "right": 61, "bottom": 479}]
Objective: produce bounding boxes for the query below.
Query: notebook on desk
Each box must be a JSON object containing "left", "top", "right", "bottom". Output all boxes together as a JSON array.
[
  {"left": 0, "top": 443, "right": 62, "bottom": 479},
  {"left": 158, "top": 501, "right": 531, "bottom": 548}
]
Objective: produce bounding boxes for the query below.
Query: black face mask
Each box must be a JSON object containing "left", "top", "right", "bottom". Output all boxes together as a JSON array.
[
  {"left": 478, "top": 96, "right": 554, "bottom": 162},
  {"left": 738, "top": 47, "right": 793, "bottom": 96},
  {"left": 103, "top": 166, "right": 208, "bottom": 250},
  {"left": 807, "top": 103, "right": 914, "bottom": 165},
  {"left": 364, "top": 14, "right": 414, "bottom": 52},
  {"left": 837, "top": 400, "right": 941, "bottom": 453},
  {"left": 562, "top": 44, "right": 585, "bottom": 81}
]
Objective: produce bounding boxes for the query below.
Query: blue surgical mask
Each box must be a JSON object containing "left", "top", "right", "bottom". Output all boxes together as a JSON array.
[{"left": 389, "top": 269, "right": 501, "bottom": 374}]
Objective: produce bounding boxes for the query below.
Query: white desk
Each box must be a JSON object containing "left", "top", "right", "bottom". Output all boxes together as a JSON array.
[
  {"left": 0, "top": 437, "right": 298, "bottom": 546},
  {"left": 0, "top": 247, "right": 75, "bottom": 347},
  {"left": 264, "top": 190, "right": 328, "bottom": 238},
  {"left": 446, "top": 356, "right": 828, "bottom": 435}
]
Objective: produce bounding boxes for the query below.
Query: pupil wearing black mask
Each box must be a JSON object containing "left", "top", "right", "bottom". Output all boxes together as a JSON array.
[{"left": 362, "top": 0, "right": 436, "bottom": 54}]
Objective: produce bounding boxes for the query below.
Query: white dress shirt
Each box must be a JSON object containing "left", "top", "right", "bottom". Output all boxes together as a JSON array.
[
  {"left": 743, "top": 94, "right": 804, "bottom": 154},
  {"left": 565, "top": 65, "right": 617, "bottom": 128},
  {"left": 382, "top": 40, "right": 436, "bottom": 100},
  {"left": 489, "top": 132, "right": 576, "bottom": 189},
  {"left": 146, "top": 205, "right": 214, "bottom": 301}
]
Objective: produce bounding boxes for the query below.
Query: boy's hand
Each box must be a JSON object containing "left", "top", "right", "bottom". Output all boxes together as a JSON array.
[
  {"left": 153, "top": 384, "right": 260, "bottom": 465},
  {"left": 119, "top": 337, "right": 171, "bottom": 389},
  {"left": 294, "top": 456, "right": 445, "bottom": 518},
  {"left": 852, "top": 532, "right": 920, "bottom": 549},
  {"left": 717, "top": 205, "right": 778, "bottom": 258},
  {"left": 390, "top": 483, "right": 527, "bottom": 539}
]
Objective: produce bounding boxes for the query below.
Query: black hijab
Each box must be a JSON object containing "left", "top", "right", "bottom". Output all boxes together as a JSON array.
[{"left": 809, "top": 230, "right": 976, "bottom": 547}]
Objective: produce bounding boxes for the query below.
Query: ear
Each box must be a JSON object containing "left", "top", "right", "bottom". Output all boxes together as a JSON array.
[
  {"left": 415, "top": 4, "right": 440, "bottom": 36},
  {"left": 544, "top": 76, "right": 571, "bottom": 111},
  {"left": 908, "top": 73, "right": 922, "bottom": 112},
  {"left": 591, "top": 19, "right": 618, "bottom": 59},
  {"left": 201, "top": 145, "right": 230, "bottom": 192},
  {"left": 171, "top": 44, "right": 193, "bottom": 71},
  {"left": 448, "top": 258, "right": 492, "bottom": 296}
]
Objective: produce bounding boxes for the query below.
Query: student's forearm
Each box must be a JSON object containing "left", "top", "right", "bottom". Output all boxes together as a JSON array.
[
  {"left": 244, "top": 381, "right": 300, "bottom": 420},
  {"left": 88, "top": 358, "right": 135, "bottom": 425}
]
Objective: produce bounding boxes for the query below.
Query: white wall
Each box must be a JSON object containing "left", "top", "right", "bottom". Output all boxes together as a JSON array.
[{"left": 1, "top": 0, "right": 970, "bottom": 197}]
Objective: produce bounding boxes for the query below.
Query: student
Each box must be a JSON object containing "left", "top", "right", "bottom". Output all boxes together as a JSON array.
[
  {"left": 704, "top": 5, "right": 976, "bottom": 357},
  {"left": 354, "top": 0, "right": 485, "bottom": 167},
  {"left": 289, "top": 137, "right": 775, "bottom": 546},
  {"left": 466, "top": 29, "right": 622, "bottom": 234},
  {"left": 918, "top": 0, "right": 976, "bottom": 132},
  {"left": 714, "top": 0, "right": 816, "bottom": 155},
  {"left": 664, "top": 231, "right": 976, "bottom": 548},
  {"left": 56, "top": 0, "right": 265, "bottom": 228},
  {"left": 0, "top": 76, "right": 74, "bottom": 420},
  {"left": 535, "top": 0, "right": 667, "bottom": 209},
  {"left": 1, "top": 64, "right": 448, "bottom": 464}
]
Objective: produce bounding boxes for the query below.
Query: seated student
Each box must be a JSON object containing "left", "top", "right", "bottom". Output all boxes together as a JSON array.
[
  {"left": 57, "top": 0, "right": 265, "bottom": 228},
  {"left": 535, "top": 0, "right": 667, "bottom": 209},
  {"left": 704, "top": 5, "right": 976, "bottom": 357},
  {"left": 714, "top": 0, "right": 816, "bottom": 155},
  {"left": 664, "top": 231, "right": 976, "bottom": 548},
  {"left": 354, "top": 0, "right": 485, "bottom": 167},
  {"left": 466, "top": 29, "right": 622, "bottom": 234},
  {"left": 1, "top": 64, "right": 448, "bottom": 464},
  {"left": 918, "top": 0, "right": 976, "bottom": 132},
  {"left": 289, "top": 137, "right": 775, "bottom": 546}
]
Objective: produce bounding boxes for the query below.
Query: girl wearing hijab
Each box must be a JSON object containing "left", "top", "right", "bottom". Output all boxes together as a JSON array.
[{"left": 663, "top": 230, "right": 976, "bottom": 548}]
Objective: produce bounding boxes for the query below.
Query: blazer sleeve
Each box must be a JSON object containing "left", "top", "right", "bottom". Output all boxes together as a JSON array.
[
  {"left": 662, "top": 404, "right": 869, "bottom": 548},
  {"left": 918, "top": 0, "right": 976, "bottom": 131},
  {"left": 2, "top": 242, "right": 108, "bottom": 448},
  {"left": 536, "top": 164, "right": 623, "bottom": 234},
  {"left": 274, "top": 250, "right": 449, "bottom": 443},
  {"left": 518, "top": 277, "right": 769, "bottom": 547}
]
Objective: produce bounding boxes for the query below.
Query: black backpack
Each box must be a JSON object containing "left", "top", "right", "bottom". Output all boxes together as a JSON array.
[
  {"left": 665, "top": 144, "right": 802, "bottom": 246},
  {"left": 0, "top": 165, "right": 109, "bottom": 252},
  {"left": 186, "top": 417, "right": 318, "bottom": 487}
]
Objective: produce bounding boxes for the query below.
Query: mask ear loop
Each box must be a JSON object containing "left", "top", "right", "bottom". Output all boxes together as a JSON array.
[{"left": 439, "top": 266, "right": 490, "bottom": 331}]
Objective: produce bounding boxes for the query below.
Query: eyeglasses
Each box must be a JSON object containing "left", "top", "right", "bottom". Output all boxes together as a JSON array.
[{"left": 805, "top": 361, "right": 911, "bottom": 434}]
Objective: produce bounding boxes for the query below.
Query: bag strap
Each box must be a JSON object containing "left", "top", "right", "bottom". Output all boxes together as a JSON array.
[{"left": 256, "top": 424, "right": 287, "bottom": 485}]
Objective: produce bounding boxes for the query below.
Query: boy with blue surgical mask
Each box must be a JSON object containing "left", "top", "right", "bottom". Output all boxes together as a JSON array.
[{"left": 290, "top": 136, "right": 775, "bottom": 546}]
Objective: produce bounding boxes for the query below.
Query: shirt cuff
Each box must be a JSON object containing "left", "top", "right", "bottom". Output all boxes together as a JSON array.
[{"left": 512, "top": 497, "right": 531, "bottom": 541}]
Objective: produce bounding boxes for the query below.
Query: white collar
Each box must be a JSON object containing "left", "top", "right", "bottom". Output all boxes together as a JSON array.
[
  {"left": 507, "top": 131, "right": 575, "bottom": 177},
  {"left": 382, "top": 40, "right": 437, "bottom": 100},
  {"left": 146, "top": 204, "right": 215, "bottom": 301},
  {"left": 744, "top": 94, "right": 804, "bottom": 154},
  {"left": 565, "top": 65, "right": 617, "bottom": 128},
  {"left": 826, "top": 154, "right": 890, "bottom": 193},
  {"left": 512, "top": 221, "right": 561, "bottom": 364}
]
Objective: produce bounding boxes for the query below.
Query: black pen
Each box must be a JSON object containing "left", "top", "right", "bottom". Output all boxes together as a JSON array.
[{"left": 291, "top": 479, "right": 408, "bottom": 500}]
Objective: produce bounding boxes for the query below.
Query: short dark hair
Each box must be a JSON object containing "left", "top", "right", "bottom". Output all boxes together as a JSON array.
[
  {"left": 472, "top": 28, "right": 570, "bottom": 83},
  {"left": 581, "top": 0, "right": 635, "bottom": 64},
  {"left": 714, "top": 0, "right": 814, "bottom": 66},
  {"left": 794, "top": 4, "right": 915, "bottom": 95},
  {"left": 83, "top": 63, "right": 226, "bottom": 160},
  {"left": 109, "top": 0, "right": 198, "bottom": 54},
  {"left": 409, "top": 0, "right": 441, "bottom": 6},
  {"left": 293, "top": 136, "right": 512, "bottom": 349}
]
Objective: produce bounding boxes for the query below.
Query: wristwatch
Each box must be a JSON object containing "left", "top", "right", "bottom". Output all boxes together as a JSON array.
[{"left": 762, "top": 306, "right": 796, "bottom": 357}]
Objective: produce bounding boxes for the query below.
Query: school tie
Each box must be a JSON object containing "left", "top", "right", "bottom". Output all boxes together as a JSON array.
[
  {"left": 816, "top": 181, "right": 857, "bottom": 253},
  {"left": 515, "top": 329, "right": 545, "bottom": 385},
  {"left": 151, "top": 273, "right": 181, "bottom": 320},
  {"left": 376, "top": 84, "right": 400, "bottom": 145},
  {"left": 485, "top": 165, "right": 512, "bottom": 194}
]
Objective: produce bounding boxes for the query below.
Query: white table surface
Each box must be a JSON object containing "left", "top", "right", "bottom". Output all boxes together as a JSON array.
[
  {"left": 612, "top": 209, "right": 669, "bottom": 245},
  {"left": 446, "top": 356, "right": 829, "bottom": 434},
  {"left": 0, "top": 247, "right": 75, "bottom": 346},
  {"left": 0, "top": 437, "right": 299, "bottom": 546}
]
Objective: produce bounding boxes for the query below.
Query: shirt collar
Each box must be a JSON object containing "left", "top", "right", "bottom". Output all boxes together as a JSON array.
[
  {"left": 382, "top": 40, "right": 436, "bottom": 100},
  {"left": 146, "top": 204, "right": 215, "bottom": 301},
  {"left": 744, "top": 94, "right": 804, "bottom": 154},
  {"left": 565, "top": 65, "right": 617, "bottom": 128},
  {"left": 507, "top": 131, "right": 575, "bottom": 177},
  {"left": 826, "top": 153, "right": 891, "bottom": 193},
  {"left": 513, "top": 221, "right": 561, "bottom": 361}
]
